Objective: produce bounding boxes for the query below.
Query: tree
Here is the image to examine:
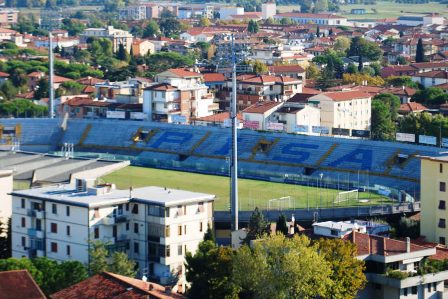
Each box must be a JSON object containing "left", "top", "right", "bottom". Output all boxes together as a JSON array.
[
  {"left": 185, "top": 240, "right": 238, "bottom": 299},
  {"left": 142, "top": 20, "right": 160, "bottom": 38},
  {"left": 244, "top": 207, "right": 269, "bottom": 244},
  {"left": 116, "top": 43, "right": 130, "bottom": 62},
  {"left": 89, "top": 241, "right": 109, "bottom": 275},
  {"left": 346, "top": 63, "right": 357, "bottom": 74},
  {"left": 314, "top": 0, "right": 328, "bottom": 12},
  {"left": 247, "top": 19, "right": 259, "bottom": 33},
  {"left": 415, "top": 38, "right": 425, "bottom": 63},
  {"left": 316, "top": 25, "right": 320, "bottom": 38},
  {"left": 385, "top": 76, "right": 418, "bottom": 88},
  {"left": 159, "top": 17, "right": 181, "bottom": 38},
  {"left": 109, "top": 251, "right": 137, "bottom": 278},
  {"left": 371, "top": 100, "right": 395, "bottom": 140},
  {"left": 203, "top": 224, "right": 215, "bottom": 243},
  {"left": 233, "top": 234, "right": 333, "bottom": 299},
  {"left": 396, "top": 56, "right": 407, "bottom": 65},
  {"left": 342, "top": 73, "right": 385, "bottom": 86},
  {"left": 276, "top": 214, "right": 288, "bottom": 235},
  {"left": 145, "top": 52, "right": 195, "bottom": 74},
  {"left": 34, "top": 78, "right": 49, "bottom": 100},
  {"left": 251, "top": 60, "right": 268, "bottom": 74},
  {"left": 374, "top": 93, "right": 401, "bottom": 121},
  {"left": 348, "top": 37, "right": 382, "bottom": 61},
  {"left": 306, "top": 63, "right": 320, "bottom": 79},
  {"left": 0, "top": 81, "right": 18, "bottom": 100},
  {"left": 396, "top": 216, "right": 420, "bottom": 239},
  {"left": 317, "top": 238, "right": 366, "bottom": 299},
  {"left": 413, "top": 87, "right": 446, "bottom": 105},
  {"left": 199, "top": 17, "right": 211, "bottom": 27},
  {"left": 357, "top": 54, "right": 363, "bottom": 72}
]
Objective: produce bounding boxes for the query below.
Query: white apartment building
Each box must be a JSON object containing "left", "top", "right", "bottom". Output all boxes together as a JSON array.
[
  {"left": 273, "top": 12, "right": 349, "bottom": 26},
  {"left": 270, "top": 105, "right": 320, "bottom": 134},
  {"left": 143, "top": 69, "right": 218, "bottom": 123},
  {"left": 308, "top": 91, "right": 371, "bottom": 134},
  {"left": 0, "top": 169, "right": 13, "bottom": 235},
  {"left": 312, "top": 221, "right": 448, "bottom": 299},
  {"left": 82, "top": 26, "right": 134, "bottom": 53},
  {"left": 11, "top": 179, "right": 215, "bottom": 292},
  {"left": 219, "top": 6, "right": 244, "bottom": 20},
  {"left": 118, "top": 5, "right": 147, "bottom": 21}
]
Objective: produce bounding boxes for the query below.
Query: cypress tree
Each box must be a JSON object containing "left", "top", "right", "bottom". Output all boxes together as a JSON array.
[{"left": 415, "top": 38, "right": 425, "bottom": 63}]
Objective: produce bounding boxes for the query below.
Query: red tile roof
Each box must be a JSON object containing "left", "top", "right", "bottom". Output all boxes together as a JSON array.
[
  {"left": 203, "top": 73, "right": 226, "bottom": 83},
  {"left": 268, "top": 65, "right": 305, "bottom": 74},
  {"left": 165, "top": 68, "right": 201, "bottom": 78},
  {"left": 243, "top": 101, "right": 282, "bottom": 113},
  {"left": 320, "top": 91, "right": 371, "bottom": 102},
  {"left": 275, "top": 12, "right": 346, "bottom": 19},
  {"left": 0, "top": 270, "right": 46, "bottom": 299},
  {"left": 145, "top": 83, "right": 178, "bottom": 91},
  {"left": 398, "top": 102, "right": 428, "bottom": 113},
  {"left": 412, "top": 70, "right": 448, "bottom": 79},
  {"left": 237, "top": 74, "right": 300, "bottom": 84},
  {"left": 77, "top": 77, "right": 105, "bottom": 86},
  {"left": 51, "top": 272, "right": 187, "bottom": 299},
  {"left": 0, "top": 71, "right": 10, "bottom": 77},
  {"left": 345, "top": 231, "right": 432, "bottom": 257},
  {"left": 195, "top": 111, "right": 243, "bottom": 122}
]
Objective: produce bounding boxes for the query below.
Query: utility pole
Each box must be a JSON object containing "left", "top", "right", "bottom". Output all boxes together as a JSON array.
[
  {"left": 230, "top": 33, "right": 239, "bottom": 231},
  {"left": 49, "top": 32, "right": 54, "bottom": 119}
]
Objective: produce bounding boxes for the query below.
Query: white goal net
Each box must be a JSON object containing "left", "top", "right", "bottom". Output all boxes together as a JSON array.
[
  {"left": 334, "top": 190, "right": 359, "bottom": 204},
  {"left": 268, "top": 196, "right": 292, "bottom": 210}
]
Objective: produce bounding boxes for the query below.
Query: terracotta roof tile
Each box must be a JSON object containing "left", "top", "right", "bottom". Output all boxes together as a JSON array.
[
  {"left": 320, "top": 91, "right": 371, "bottom": 102},
  {"left": 195, "top": 112, "right": 243, "bottom": 122},
  {"left": 166, "top": 68, "right": 202, "bottom": 78},
  {"left": 243, "top": 101, "right": 282, "bottom": 113},
  {"left": 398, "top": 102, "right": 428, "bottom": 113},
  {"left": 203, "top": 73, "right": 226, "bottom": 82},
  {"left": 268, "top": 65, "right": 305, "bottom": 74},
  {"left": 0, "top": 270, "right": 46, "bottom": 299}
]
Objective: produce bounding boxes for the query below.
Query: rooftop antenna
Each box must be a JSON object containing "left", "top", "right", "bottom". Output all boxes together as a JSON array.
[{"left": 230, "top": 33, "right": 239, "bottom": 231}]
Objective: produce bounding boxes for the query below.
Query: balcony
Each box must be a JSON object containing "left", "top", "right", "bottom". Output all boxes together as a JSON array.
[
  {"left": 35, "top": 211, "right": 45, "bottom": 219},
  {"left": 27, "top": 209, "right": 45, "bottom": 218},
  {"left": 208, "top": 103, "right": 219, "bottom": 111},
  {"left": 366, "top": 270, "right": 448, "bottom": 288},
  {"left": 102, "top": 216, "right": 115, "bottom": 226},
  {"left": 27, "top": 210, "right": 36, "bottom": 217},
  {"left": 115, "top": 215, "right": 128, "bottom": 223},
  {"left": 27, "top": 228, "right": 36, "bottom": 237}
]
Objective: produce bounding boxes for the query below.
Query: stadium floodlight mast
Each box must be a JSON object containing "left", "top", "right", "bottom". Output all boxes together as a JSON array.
[
  {"left": 230, "top": 33, "right": 239, "bottom": 231},
  {"left": 49, "top": 32, "right": 55, "bottom": 119}
]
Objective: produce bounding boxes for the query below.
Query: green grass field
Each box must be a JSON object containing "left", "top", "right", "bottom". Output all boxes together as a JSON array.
[
  {"left": 278, "top": 1, "right": 448, "bottom": 19},
  {"left": 100, "top": 166, "right": 392, "bottom": 211}
]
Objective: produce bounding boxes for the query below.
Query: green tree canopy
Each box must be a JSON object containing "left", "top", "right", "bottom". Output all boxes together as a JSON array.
[
  {"left": 347, "top": 37, "right": 382, "bottom": 61},
  {"left": 244, "top": 207, "right": 269, "bottom": 244},
  {"left": 142, "top": 20, "right": 161, "bottom": 38}
]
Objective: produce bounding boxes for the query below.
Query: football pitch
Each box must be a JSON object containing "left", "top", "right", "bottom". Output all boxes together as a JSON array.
[{"left": 101, "top": 166, "right": 392, "bottom": 211}]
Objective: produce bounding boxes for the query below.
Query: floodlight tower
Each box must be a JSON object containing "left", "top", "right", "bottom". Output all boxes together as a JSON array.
[
  {"left": 230, "top": 34, "right": 239, "bottom": 231},
  {"left": 49, "top": 32, "right": 54, "bottom": 119}
]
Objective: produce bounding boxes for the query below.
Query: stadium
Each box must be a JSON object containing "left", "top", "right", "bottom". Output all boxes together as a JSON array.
[{"left": 0, "top": 117, "right": 444, "bottom": 216}]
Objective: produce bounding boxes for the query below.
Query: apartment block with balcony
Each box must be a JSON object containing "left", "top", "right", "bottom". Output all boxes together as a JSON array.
[
  {"left": 81, "top": 26, "right": 134, "bottom": 53},
  {"left": 143, "top": 68, "right": 218, "bottom": 123},
  {"left": 11, "top": 179, "right": 215, "bottom": 293}
]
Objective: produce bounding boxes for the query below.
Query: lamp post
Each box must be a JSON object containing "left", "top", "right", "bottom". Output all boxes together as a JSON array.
[{"left": 319, "top": 172, "right": 324, "bottom": 210}]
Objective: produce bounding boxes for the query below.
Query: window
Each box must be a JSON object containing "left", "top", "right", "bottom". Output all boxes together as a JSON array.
[
  {"left": 21, "top": 198, "right": 25, "bottom": 209},
  {"left": 330, "top": 229, "right": 338, "bottom": 236},
  {"left": 51, "top": 242, "right": 58, "bottom": 253},
  {"left": 411, "top": 286, "right": 417, "bottom": 294},
  {"left": 94, "top": 227, "right": 99, "bottom": 239},
  {"left": 199, "top": 222, "right": 203, "bottom": 232},
  {"left": 178, "top": 245, "right": 182, "bottom": 255},
  {"left": 51, "top": 223, "right": 57, "bottom": 233},
  {"left": 439, "top": 218, "right": 446, "bottom": 228},
  {"left": 166, "top": 245, "right": 170, "bottom": 257},
  {"left": 21, "top": 236, "right": 26, "bottom": 247},
  {"left": 184, "top": 225, "right": 187, "bottom": 235},
  {"left": 125, "top": 203, "right": 129, "bottom": 211},
  {"left": 428, "top": 283, "right": 431, "bottom": 292},
  {"left": 165, "top": 225, "right": 170, "bottom": 237},
  {"left": 433, "top": 282, "right": 437, "bottom": 291},
  {"left": 439, "top": 200, "right": 446, "bottom": 210},
  {"left": 440, "top": 237, "right": 446, "bottom": 245},
  {"left": 52, "top": 204, "right": 57, "bottom": 214},
  {"left": 21, "top": 217, "right": 25, "bottom": 227},
  {"left": 134, "top": 223, "right": 139, "bottom": 234},
  {"left": 126, "top": 222, "right": 129, "bottom": 231},
  {"left": 132, "top": 204, "right": 139, "bottom": 214},
  {"left": 66, "top": 225, "right": 70, "bottom": 236},
  {"left": 36, "top": 219, "right": 41, "bottom": 231},
  {"left": 441, "top": 163, "right": 444, "bottom": 173},
  {"left": 178, "top": 225, "right": 182, "bottom": 236},
  {"left": 134, "top": 242, "right": 139, "bottom": 254},
  {"left": 66, "top": 206, "right": 70, "bottom": 217},
  {"left": 404, "top": 288, "right": 408, "bottom": 296},
  {"left": 67, "top": 245, "right": 71, "bottom": 256},
  {"left": 389, "top": 262, "right": 399, "bottom": 270},
  {"left": 440, "top": 182, "right": 446, "bottom": 192}
]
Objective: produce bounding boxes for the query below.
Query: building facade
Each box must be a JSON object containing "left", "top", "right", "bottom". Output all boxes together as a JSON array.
[{"left": 11, "top": 180, "right": 215, "bottom": 292}]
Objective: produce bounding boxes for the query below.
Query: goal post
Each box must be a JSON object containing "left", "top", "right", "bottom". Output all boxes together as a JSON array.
[
  {"left": 334, "top": 189, "right": 359, "bottom": 204},
  {"left": 268, "top": 196, "right": 292, "bottom": 210}
]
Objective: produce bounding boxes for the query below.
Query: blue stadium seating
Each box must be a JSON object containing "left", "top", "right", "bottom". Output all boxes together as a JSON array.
[{"left": 0, "top": 118, "right": 445, "bottom": 198}]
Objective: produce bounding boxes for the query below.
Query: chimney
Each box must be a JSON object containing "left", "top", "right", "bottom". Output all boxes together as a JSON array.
[
  {"left": 406, "top": 237, "right": 411, "bottom": 253},
  {"left": 368, "top": 236, "right": 371, "bottom": 254},
  {"left": 383, "top": 237, "right": 387, "bottom": 255},
  {"left": 352, "top": 229, "right": 356, "bottom": 243}
]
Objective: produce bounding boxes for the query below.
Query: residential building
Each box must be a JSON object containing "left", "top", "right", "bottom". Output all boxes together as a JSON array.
[
  {"left": 308, "top": 91, "right": 372, "bottom": 134},
  {"left": 82, "top": 26, "right": 134, "bottom": 53},
  {"left": 0, "top": 270, "right": 46, "bottom": 299},
  {"left": 242, "top": 101, "right": 283, "bottom": 130},
  {"left": 118, "top": 5, "right": 147, "bottom": 21},
  {"left": 11, "top": 179, "right": 215, "bottom": 292},
  {"left": 132, "top": 39, "right": 156, "bottom": 56},
  {"left": 95, "top": 77, "right": 153, "bottom": 104},
  {"left": 396, "top": 13, "right": 445, "bottom": 26},
  {"left": 194, "top": 111, "right": 243, "bottom": 128},
  {"left": 219, "top": 74, "right": 302, "bottom": 111},
  {"left": 411, "top": 70, "right": 448, "bottom": 88},
  {"left": 270, "top": 104, "right": 320, "bottom": 134},
  {"left": 261, "top": 2, "right": 276, "bottom": 20},
  {"left": 311, "top": 221, "right": 448, "bottom": 299},
  {"left": 0, "top": 28, "right": 18, "bottom": 41},
  {"left": 143, "top": 68, "right": 218, "bottom": 123},
  {"left": 398, "top": 102, "right": 428, "bottom": 115},
  {"left": 273, "top": 13, "right": 349, "bottom": 26},
  {"left": 268, "top": 65, "right": 306, "bottom": 81},
  {"left": 0, "top": 9, "right": 19, "bottom": 26},
  {"left": 0, "top": 170, "right": 13, "bottom": 233},
  {"left": 51, "top": 271, "right": 187, "bottom": 299},
  {"left": 420, "top": 155, "right": 448, "bottom": 245},
  {"left": 219, "top": 6, "right": 244, "bottom": 20}
]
